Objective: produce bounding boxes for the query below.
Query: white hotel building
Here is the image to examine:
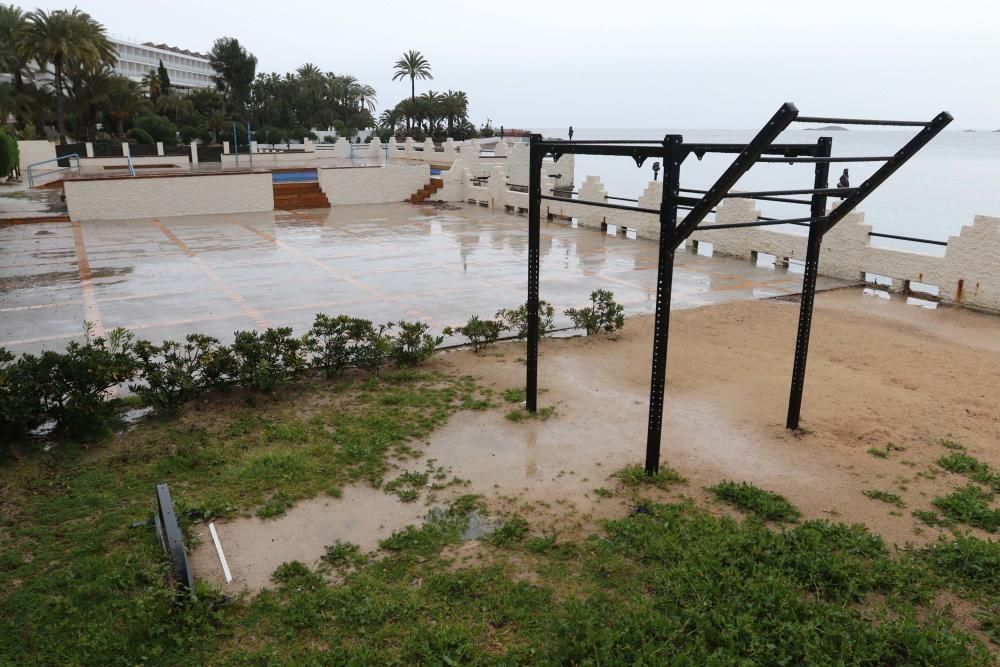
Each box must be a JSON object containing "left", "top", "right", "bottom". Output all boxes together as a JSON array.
[{"left": 110, "top": 36, "right": 215, "bottom": 92}]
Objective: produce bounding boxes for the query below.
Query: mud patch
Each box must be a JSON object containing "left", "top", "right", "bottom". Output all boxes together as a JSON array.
[{"left": 190, "top": 485, "right": 429, "bottom": 593}]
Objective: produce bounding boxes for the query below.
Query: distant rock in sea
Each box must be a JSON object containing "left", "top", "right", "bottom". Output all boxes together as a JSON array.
[{"left": 804, "top": 125, "right": 848, "bottom": 131}]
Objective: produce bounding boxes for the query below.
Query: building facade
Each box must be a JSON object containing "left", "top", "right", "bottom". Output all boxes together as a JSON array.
[{"left": 110, "top": 37, "right": 215, "bottom": 91}]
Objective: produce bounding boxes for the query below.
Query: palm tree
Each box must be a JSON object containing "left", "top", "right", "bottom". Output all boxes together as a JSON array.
[
  {"left": 391, "top": 50, "right": 432, "bottom": 132},
  {"left": 141, "top": 70, "right": 163, "bottom": 101},
  {"left": 441, "top": 90, "right": 469, "bottom": 136},
  {"left": 18, "top": 8, "right": 116, "bottom": 142},
  {"left": 1, "top": 5, "right": 32, "bottom": 130}
]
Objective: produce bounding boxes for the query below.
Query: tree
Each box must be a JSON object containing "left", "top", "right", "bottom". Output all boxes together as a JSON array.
[
  {"left": 141, "top": 69, "right": 163, "bottom": 102},
  {"left": 156, "top": 59, "right": 171, "bottom": 96},
  {"left": 0, "top": 5, "right": 31, "bottom": 130},
  {"left": 0, "top": 129, "right": 18, "bottom": 179},
  {"left": 18, "top": 8, "right": 116, "bottom": 142},
  {"left": 441, "top": 90, "right": 469, "bottom": 136},
  {"left": 391, "top": 50, "right": 432, "bottom": 132},
  {"left": 208, "top": 37, "right": 257, "bottom": 115}
]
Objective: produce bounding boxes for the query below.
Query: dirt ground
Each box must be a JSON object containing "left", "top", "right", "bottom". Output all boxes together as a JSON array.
[{"left": 194, "top": 287, "right": 1000, "bottom": 590}]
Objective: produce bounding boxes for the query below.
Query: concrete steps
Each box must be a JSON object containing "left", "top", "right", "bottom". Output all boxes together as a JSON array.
[
  {"left": 408, "top": 177, "right": 444, "bottom": 204},
  {"left": 272, "top": 181, "right": 330, "bottom": 210}
]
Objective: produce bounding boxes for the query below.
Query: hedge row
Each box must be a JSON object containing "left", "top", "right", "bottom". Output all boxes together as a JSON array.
[{"left": 0, "top": 315, "right": 440, "bottom": 444}]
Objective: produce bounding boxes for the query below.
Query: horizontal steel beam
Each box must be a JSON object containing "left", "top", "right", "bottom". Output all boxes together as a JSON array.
[
  {"left": 757, "top": 156, "right": 894, "bottom": 163},
  {"left": 696, "top": 216, "right": 819, "bottom": 231},
  {"left": 539, "top": 194, "right": 661, "bottom": 215},
  {"left": 868, "top": 231, "right": 948, "bottom": 246},
  {"left": 722, "top": 187, "right": 857, "bottom": 198},
  {"left": 794, "top": 116, "right": 930, "bottom": 127}
]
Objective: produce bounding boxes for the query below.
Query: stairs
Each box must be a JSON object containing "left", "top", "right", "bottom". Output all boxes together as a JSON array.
[
  {"left": 272, "top": 181, "right": 330, "bottom": 210},
  {"left": 408, "top": 178, "right": 444, "bottom": 204}
]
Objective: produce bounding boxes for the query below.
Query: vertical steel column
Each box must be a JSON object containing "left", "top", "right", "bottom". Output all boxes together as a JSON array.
[
  {"left": 644, "top": 135, "right": 684, "bottom": 474},
  {"left": 526, "top": 134, "right": 543, "bottom": 412},
  {"left": 786, "top": 136, "right": 832, "bottom": 429}
]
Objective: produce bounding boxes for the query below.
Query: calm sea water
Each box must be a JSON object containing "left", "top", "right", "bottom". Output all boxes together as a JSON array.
[{"left": 537, "top": 128, "right": 1000, "bottom": 255}]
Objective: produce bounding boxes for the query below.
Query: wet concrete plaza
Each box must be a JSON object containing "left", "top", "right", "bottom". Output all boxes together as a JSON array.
[{"left": 0, "top": 203, "right": 849, "bottom": 355}]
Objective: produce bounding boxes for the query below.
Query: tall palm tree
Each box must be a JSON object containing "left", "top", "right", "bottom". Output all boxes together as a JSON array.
[
  {"left": 18, "top": 8, "right": 116, "bottom": 142},
  {"left": 0, "top": 5, "right": 31, "bottom": 130},
  {"left": 141, "top": 70, "right": 163, "bottom": 101},
  {"left": 391, "top": 50, "right": 432, "bottom": 132}
]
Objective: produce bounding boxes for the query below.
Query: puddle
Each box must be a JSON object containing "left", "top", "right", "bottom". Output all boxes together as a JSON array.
[{"left": 189, "top": 486, "right": 431, "bottom": 592}]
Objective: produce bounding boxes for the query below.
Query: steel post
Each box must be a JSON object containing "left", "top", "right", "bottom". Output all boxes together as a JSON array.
[{"left": 526, "top": 134, "right": 543, "bottom": 412}]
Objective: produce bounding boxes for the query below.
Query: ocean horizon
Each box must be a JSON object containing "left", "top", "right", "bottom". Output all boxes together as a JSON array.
[{"left": 534, "top": 128, "right": 1000, "bottom": 255}]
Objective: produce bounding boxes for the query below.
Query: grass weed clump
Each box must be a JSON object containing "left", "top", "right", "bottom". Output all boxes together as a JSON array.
[{"left": 710, "top": 480, "right": 802, "bottom": 522}]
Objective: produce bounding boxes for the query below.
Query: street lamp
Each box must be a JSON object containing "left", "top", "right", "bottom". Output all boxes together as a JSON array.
[{"left": 652, "top": 161, "right": 660, "bottom": 181}]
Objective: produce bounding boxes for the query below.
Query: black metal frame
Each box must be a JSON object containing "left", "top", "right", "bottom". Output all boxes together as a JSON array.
[
  {"left": 525, "top": 102, "right": 952, "bottom": 473},
  {"left": 155, "top": 483, "right": 195, "bottom": 595}
]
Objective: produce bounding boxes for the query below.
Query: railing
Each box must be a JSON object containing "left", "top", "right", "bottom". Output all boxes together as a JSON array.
[
  {"left": 27, "top": 153, "right": 81, "bottom": 187},
  {"left": 127, "top": 154, "right": 136, "bottom": 177}
]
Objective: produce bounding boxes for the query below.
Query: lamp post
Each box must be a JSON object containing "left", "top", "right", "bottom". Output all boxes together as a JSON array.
[{"left": 652, "top": 161, "right": 660, "bottom": 181}]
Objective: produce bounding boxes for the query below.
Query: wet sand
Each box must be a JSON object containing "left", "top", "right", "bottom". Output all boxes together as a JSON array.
[{"left": 193, "top": 288, "right": 1000, "bottom": 591}]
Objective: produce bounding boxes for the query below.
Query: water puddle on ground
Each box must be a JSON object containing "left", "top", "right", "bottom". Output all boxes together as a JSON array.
[{"left": 190, "top": 485, "right": 448, "bottom": 593}]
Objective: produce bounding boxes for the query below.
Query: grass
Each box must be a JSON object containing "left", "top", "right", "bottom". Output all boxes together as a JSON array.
[
  {"left": 863, "top": 489, "right": 907, "bottom": 508},
  {"left": 709, "top": 480, "right": 802, "bottom": 522},
  {"left": 502, "top": 387, "right": 526, "bottom": 403},
  {"left": 614, "top": 464, "right": 686, "bottom": 490},
  {"left": 868, "top": 442, "right": 905, "bottom": 459},
  {"left": 1, "top": 371, "right": 998, "bottom": 662},
  {"left": 938, "top": 452, "right": 1000, "bottom": 493},
  {"left": 932, "top": 485, "right": 1000, "bottom": 533}
]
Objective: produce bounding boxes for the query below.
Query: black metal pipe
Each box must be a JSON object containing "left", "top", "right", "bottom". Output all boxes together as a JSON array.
[
  {"left": 868, "top": 231, "right": 948, "bottom": 246},
  {"left": 606, "top": 195, "right": 639, "bottom": 202},
  {"left": 794, "top": 116, "right": 930, "bottom": 127},
  {"left": 539, "top": 194, "right": 660, "bottom": 216},
  {"left": 644, "top": 136, "right": 683, "bottom": 475},
  {"left": 786, "top": 137, "right": 832, "bottom": 430},
  {"left": 756, "top": 156, "right": 894, "bottom": 163},
  {"left": 696, "top": 216, "right": 818, "bottom": 230},
  {"left": 722, "top": 187, "right": 857, "bottom": 198},
  {"left": 526, "top": 136, "right": 543, "bottom": 413}
]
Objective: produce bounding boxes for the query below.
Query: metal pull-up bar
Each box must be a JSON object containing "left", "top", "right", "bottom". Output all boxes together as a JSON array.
[{"left": 524, "top": 102, "right": 952, "bottom": 476}]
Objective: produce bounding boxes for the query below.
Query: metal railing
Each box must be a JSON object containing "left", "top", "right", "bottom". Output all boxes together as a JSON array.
[{"left": 27, "top": 153, "right": 81, "bottom": 187}]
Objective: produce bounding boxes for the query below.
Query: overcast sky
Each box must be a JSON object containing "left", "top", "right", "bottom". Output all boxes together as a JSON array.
[{"left": 22, "top": 0, "right": 1000, "bottom": 129}]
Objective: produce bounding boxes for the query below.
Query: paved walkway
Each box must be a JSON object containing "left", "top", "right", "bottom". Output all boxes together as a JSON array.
[{"left": 0, "top": 203, "right": 848, "bottom": 355}]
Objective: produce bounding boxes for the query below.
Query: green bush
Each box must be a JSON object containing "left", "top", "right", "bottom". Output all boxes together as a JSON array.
[
  {"left": 303, "top": 314, "right": 357, "bottom": 377},
  {"left": 0, "top": 348, "right": 46, "bottom": 443},
  {"left": 133, "top": 115, "right": 178, "bottom": 145},
  {"left": 348, "top": 320, "right": 392, "bottom": 374},
  {"left": 221, "top": 121, "right": 248, "bottom": 146},
  {"left": 322, "top": 134, "right": 336, "bottom": 144},
  {"left": 230, "top": 327, "right": 305, "bottom": 392},
  {"left": 130, "top": 335, "right": 234, "bottom": 413},
  {"left": 35, "top": 327, "right": 137, "bottom": 438},
  {"left": 126, "top": 128, "right": 155, "bottom": 145},
  {"left": 388, "top": 321, "right": 442, "bottom": 367},
  {"left": 179, "top": 125, "right": 210, "bottom": 144},
  {"left": 0, "top": 129, "right": 19, "bottom": 178},
  {"left": 496, "top": 300, "right": 555, "bottom": 339},
  {"left": 443, "top": 316, "right": 507, "bottom": 352},
  {"left": 565, "top": 289, "right": 625, "bottom": 336}
]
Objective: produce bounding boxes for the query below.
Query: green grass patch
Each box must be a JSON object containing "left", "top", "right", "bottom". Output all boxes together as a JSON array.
[
  {"left": 938, "top": 452, "right": 1000, "bottom": 493},
  {"left": 863, "top": 489, "right": 907, "bottom": 508},
  {"left": 502, "top": 387, "right": 526, "bottom": 403},
  {"left": 940, "top": 439, "right": 966, "bottom": 451},
  {"left": 868, "top": 442, "right": 905, "bottom": 459},
  {"left": 614, "top": 464, "right": 687, "bottom": 490},
  {"left": 710, "top": 480, "right": 802, "bottom": 522},
  {"left": 933, "top": 485, "right": 1000, "bottom": 532}
]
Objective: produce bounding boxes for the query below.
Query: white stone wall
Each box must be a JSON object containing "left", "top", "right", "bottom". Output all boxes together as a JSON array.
[
  {"left": 80, "top": 156, "right": 191, "bottom": 169},
  {"left": 443, "top": 167, "right": 1000, "bottom": 313},
  {"left": 317, "top": 164, "right": 431, "bottom": 205},
  {"left": 16, "top": 140, "right": 57, "bottom": 173},
  {"left": 64, "top": 172, "right": 273, "bottom": 221}
]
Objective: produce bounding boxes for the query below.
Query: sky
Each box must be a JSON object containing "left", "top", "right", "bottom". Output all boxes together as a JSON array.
[{"left": 20, "top": 0, "right": 1000, "bottom": 129}]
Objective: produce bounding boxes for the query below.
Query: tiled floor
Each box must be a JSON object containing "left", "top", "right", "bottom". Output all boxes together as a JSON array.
[{"left": 0, "top": 202, "right": 849, "bottom": 355}]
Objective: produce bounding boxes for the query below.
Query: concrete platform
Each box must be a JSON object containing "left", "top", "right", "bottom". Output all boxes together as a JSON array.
[{"left": 0, "top": 203, "right": 849, "bottom": 355}]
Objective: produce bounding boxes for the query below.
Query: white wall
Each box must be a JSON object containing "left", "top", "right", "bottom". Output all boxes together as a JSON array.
[
  {"left": 64, "top": 172, "right": 273, "bottom": 221},
  {"left": 17, "top": 140, "right": 56, "bottom": 173},
  {"left": 318, "top": 164, "right": 430, "bottom": 205}
]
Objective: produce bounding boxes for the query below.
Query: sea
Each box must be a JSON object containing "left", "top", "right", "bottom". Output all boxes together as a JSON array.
[{"left": 536, "top": 128, "right": 1000, "bottom": 256}]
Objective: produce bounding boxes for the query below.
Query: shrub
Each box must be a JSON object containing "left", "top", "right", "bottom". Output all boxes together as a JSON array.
[
  {"left": 0, "top": 348, "right": 46, "bottom": 443},
  {"left": 37, "top": 326, "right": 138, "bottom": 438},
  {"left": 388, "top": 321, "right": 442, "bottom": 367},
  {"left": 496, "top": 300, "right": 555, "bottom": 339},
  {"left": 133, "top": 115, "right": 178, "bottom": 145},
  {"left": 220, "top": 120, "right": 248, "bottom": 146},
  {"left": 709, "top": 480, "right": 801, "bottom": 522},
  {"left": 130, "top": 334, "right": 234, "bottom": 413},
  {"left": 126, "top": 127, "right": 155, "bottom": 145},
  {"left": 443, "top": 316, "right": 506, "bottom": 352},
  {"left": 349, "top": 320, "right": 392, "bottom": 374},
  {"left": 565, "top": 290, "right": 625, "bottom": 336},
  {"left": 0, "top": 129, "right": 19, "bottom": 179},
  {"left": 303, "top": 314, "right": 358, "bottom": 377},
  {"left": 179, "top": 125, "right": 210, "bottom": 144},
  {"left": 230, "top": 327, "right": 305, "bottom": 392},
  {"left": 322, "top": 134, "right": 336, "bottom": 144}
]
